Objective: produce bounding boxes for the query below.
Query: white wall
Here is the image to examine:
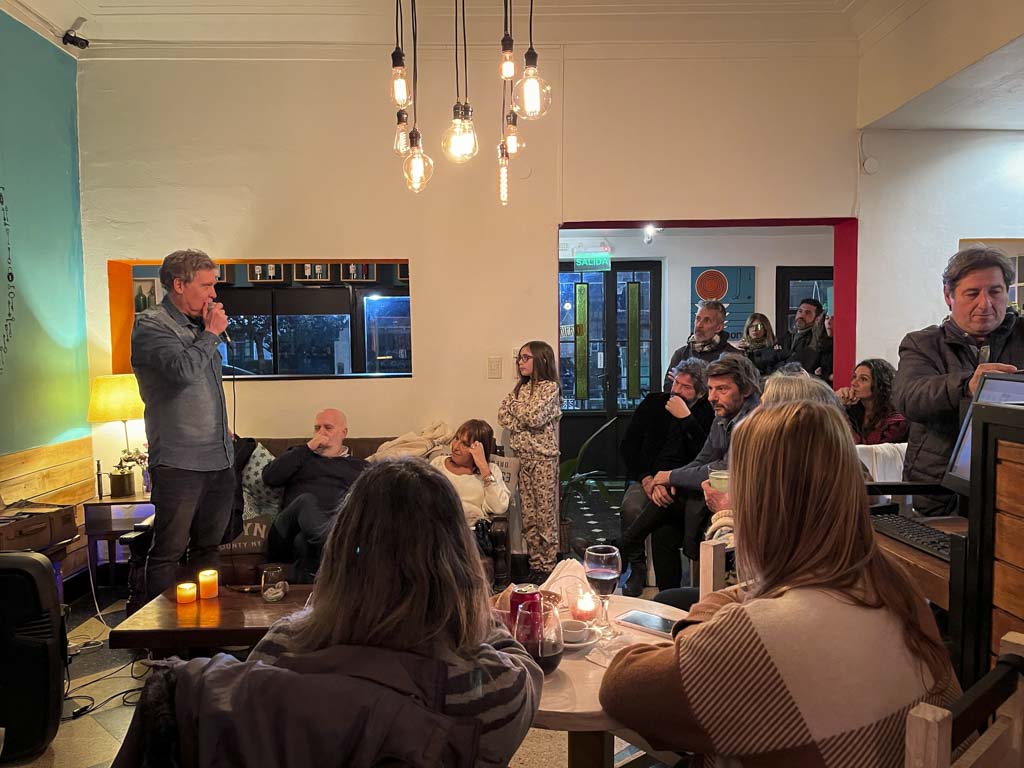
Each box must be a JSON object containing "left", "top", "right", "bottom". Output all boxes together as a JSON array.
[
  {"left": 559, "top": 227, "right": 834, "bottom": 364},
  {"left": 857, "top": 0, "right": 1024, "bottom": 127},
  {"left": 856, "top": 129, "right": 1024, "bottom": 365},
  {"left": 77, "top": 42, "right": 859, "bottom": 467}
]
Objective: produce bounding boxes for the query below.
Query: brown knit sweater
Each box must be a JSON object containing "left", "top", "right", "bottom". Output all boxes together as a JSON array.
[{"left": 599, "top": 586, "right": 960, "bottom": 767}]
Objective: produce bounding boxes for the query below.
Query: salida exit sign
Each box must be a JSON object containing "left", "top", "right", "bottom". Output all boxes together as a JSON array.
[{"left": 573, "top": 253, "right": 611, "bottom": 272}]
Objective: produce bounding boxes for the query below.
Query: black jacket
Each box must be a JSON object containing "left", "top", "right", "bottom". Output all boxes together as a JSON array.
[
  {"left": 894, "top": 310, "right": 1024, "bottom": 513},
  {"left": 619, "top": 395, "right": 715, "bottom": 482}
]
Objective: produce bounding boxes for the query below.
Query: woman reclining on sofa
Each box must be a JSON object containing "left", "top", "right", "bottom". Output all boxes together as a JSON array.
[{"left": 430, "top": 419, "right": 510, "bottom": 527}]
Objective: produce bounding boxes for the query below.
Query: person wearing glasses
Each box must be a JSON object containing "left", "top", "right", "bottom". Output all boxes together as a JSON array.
[
  {"left": 735, "top": 312, "right": 784, "bottom": 376},
  {"left": 498, "top": 341, "right": 562, "bottom": 584}
]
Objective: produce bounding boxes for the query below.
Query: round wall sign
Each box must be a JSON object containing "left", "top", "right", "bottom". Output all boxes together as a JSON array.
[{"left": 695, "top": 269, "right": 728, "bottom": 301}]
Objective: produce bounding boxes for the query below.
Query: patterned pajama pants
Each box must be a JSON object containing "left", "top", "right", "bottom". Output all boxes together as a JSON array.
[{"left": 519, "top": 456, "right": 559, "bottom": 572}]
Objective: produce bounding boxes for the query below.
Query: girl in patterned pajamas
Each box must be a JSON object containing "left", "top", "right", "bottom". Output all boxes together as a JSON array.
[{"left": 498, "top": 340, "right": 562, "bottom": 581}]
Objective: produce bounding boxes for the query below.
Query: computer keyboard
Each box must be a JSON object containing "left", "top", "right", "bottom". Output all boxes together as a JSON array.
[{"left": 871, "top": 514, "right": 952, "bottom": 562}]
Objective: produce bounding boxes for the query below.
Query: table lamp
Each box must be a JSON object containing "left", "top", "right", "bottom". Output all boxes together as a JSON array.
[{"left": 87, "top": 374, "right": 145, "bottom": 497}]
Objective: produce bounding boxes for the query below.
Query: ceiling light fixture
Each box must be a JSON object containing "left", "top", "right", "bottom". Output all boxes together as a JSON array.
[
  {"left": 393, "top": 109, "right": 411, "bottom": 156},
  {"left": 390, "top": 0, "right": 412, "bottom": 109},
  {"left": 512, "top": 0, "right": 551, "bottom": 120},
  {"left": 442, "top": 0, "right": 478, "bottom": 163},
  {"left": 500, "top": 0, "right": 515, "bottom": 81},
  {"left": 504, "top": 111, "right": 524, "bottom": 156},
  {"left": 402, "top": 0, "right": 434, "bottom": 192}
]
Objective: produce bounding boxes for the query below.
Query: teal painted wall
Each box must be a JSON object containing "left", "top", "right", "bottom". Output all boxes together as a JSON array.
[{"left": 0, "top": 12, "right": 89, "bottom": 455}]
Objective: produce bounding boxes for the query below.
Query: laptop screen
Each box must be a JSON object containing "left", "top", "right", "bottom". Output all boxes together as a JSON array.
[{"left": 945, "top": 373, "right": 1024, "bottom": 489}]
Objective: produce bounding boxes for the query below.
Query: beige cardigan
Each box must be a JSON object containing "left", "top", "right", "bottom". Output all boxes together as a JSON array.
[{"left": 600, "top": 586, "right": 960, "bottom": 767}]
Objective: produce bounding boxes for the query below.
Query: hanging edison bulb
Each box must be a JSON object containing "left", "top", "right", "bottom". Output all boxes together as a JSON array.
[
  {"left": 403, "top": 129, "right": 434, "bottom": 193},
  {"left": 504, "top": 111, "right": 524, "bottom": 156},
  {"left": 512, "top": 48, "right": 551, "bottom": 120},
  {"left": 441, "top": 103, "right": 468, "bottom": 164},
  {"left": 459, "top": 102, "right": 480, "bottom": 161},
  {"left": 390, "top": 47, "right": 413, "bottom": 108},
  {"left": 393, "top": 109, "right": 411, "bottom": 156},
  {"left": 500, "top": 33, "right": 515, "bottom": 81},
  {"left": 498, "top": 142, "right": 510, "bottom": 207}
]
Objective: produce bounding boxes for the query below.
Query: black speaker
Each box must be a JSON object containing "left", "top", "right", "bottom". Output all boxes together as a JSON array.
[{"left": 0, "top": 552, "right": 66, "bottom": 761}]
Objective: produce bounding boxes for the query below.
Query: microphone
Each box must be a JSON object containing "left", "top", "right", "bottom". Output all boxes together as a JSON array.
[{"left": 208, "top": 301, "right": 232, "bottom": 343}]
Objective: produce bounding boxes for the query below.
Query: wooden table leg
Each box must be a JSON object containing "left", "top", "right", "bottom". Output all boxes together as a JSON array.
[
  {"left": 88, "top": 536, "right": 99, "bottom": 589},
  {"left": 568, "top": 731, "right": 613, "bottom": 768},
  {"left": 107, "top": 538, "right": 118, "bottom": 587}
]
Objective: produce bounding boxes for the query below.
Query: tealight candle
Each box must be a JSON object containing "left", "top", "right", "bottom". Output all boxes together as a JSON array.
[
  {"left": 198, "top": 569, "right": 219, "bottom": 599},
  {"left": 176, "top": 582, "right": 197, "bottom": 604},
  {"left": 571, "top": 591, "right": 599, "bottom": 623}
]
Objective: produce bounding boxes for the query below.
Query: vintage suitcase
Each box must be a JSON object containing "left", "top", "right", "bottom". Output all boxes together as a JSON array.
[{"left": 0, "top": 497, "right": 78, "bottom": 551}]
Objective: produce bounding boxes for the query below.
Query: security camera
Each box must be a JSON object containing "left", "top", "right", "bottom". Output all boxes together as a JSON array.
[{"left": 62, "top": 31, "right": 89, "bottom": 49}]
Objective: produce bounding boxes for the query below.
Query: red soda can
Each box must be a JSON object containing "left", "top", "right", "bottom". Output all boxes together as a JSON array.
[{"left": 509, "top": 583, "right": 541, "bottom": 628}]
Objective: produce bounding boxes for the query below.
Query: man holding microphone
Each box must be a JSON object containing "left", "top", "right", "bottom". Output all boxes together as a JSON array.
[{"left": 132, "top": 249, "right": 234, "bottom": 599}]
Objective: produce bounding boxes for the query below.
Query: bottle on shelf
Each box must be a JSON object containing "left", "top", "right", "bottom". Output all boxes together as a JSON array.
[{"left": 134, "top": 285, "right": 147, "bottom": 313}]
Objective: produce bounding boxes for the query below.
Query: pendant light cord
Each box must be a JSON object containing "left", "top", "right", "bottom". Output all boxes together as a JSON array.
[
  {"left": 528, "top": 0, "right": 533, "bottom": 49},
  {"left": 395, "top": 0, "right": 404, "bottom": 51},
  {"left": 461, "top": 0, "right": 469, "bottom": 100},
  {"left": 453, "top": 0, "right": 460, "bottom": 101},
  {"left": 411, "top": 0, "right": 418, "bottom": 127}
]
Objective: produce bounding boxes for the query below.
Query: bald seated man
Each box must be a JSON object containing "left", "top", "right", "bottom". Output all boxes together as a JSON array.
[{"left": 264, "top": 408, "right": 368, "bottom": 581}]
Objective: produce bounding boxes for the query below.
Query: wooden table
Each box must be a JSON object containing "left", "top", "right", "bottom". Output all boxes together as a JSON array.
[
  {"left": 84, "top": 492, "right": 153, "bottom": 587},
  {"left": 875, "top": 516, "right": 968, "bottom": 610},
  {"left": 108, "top": 585, "right": 312, "bottom": 650},
  {"left": 534, "top": 594, "right": 688, "bottom": 768}
]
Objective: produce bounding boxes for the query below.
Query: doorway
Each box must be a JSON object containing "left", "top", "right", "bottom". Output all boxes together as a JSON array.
[{"left": 557, "top": 261, "right": 662, "bottom": 475}]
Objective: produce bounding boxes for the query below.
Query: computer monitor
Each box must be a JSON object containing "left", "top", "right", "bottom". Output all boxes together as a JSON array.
[{"left": 943, "top": 373, "right": 1024, "bottom": 494}]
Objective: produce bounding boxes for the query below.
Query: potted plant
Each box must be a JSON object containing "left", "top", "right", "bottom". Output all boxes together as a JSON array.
[{"left": 110, "top": 447, "right": 148, "bottom": 497}]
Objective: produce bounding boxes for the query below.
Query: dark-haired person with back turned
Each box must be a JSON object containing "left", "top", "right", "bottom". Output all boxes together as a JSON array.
[
  {"left": 894, "top": 246, "right": 1024, "bottom": 514},
  {"left": 131, "top": 249, "right": 234, "bottom": 600}
]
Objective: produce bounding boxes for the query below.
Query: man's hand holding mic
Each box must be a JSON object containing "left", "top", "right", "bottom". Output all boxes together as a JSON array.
[{"left": 205, "top": 301, "right": 231, "bottom": 342}]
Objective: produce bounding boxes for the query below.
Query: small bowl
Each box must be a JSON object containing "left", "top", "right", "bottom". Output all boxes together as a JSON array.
[{"left": 561, "top": 619, "right": 589, "bottom": 643}]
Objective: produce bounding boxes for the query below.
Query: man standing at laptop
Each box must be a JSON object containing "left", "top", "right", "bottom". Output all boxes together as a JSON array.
[
  {"left": 132, "top": 249, "right": 234, "bottom": 598},
  {"left": 895, "top": 246, "right": 1024, "bottom": 514}
]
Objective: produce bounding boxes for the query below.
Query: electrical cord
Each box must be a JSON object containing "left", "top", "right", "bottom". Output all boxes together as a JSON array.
[
  {"left": 62, "top": 687, "right": 144, "bottom": 721},
  {"left": 461, "top": 0, "right": 469, "bottom": 101}
]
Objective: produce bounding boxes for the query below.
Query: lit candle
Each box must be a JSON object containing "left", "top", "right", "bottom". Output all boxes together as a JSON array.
[
  {"left": 572, "top": 591, "right": 599, "bottom": 622},
  {"left": 176, "top": 582, "right": 197, "bottom": 604},
  {"left": 198, "top": 569, "right": 219, "bottom": 599}
]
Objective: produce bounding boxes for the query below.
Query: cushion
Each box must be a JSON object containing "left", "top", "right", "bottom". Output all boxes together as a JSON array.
[
  {"left": 220, "top": 514, "right": 274, "bottom": 555},
  {"left": 242, "top": 443, "right": 284, "bottom": 520}
]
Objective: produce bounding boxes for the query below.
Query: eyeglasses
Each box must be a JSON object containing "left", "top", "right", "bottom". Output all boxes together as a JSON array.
[
  {"left": 517, "top": 354, "right": 535, "bottom": 362},
  {"left": 750, "top": 323, "right": 764, "bottom": 331}
]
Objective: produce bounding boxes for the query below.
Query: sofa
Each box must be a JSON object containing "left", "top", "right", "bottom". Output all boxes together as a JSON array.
[{"left": 123, "top": 435, "right": 513, "bottom": 615}]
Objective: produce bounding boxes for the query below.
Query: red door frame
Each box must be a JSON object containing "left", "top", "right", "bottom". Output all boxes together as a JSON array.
[{"left": 560, "top": 218, "right": 858, "bottom": 388}]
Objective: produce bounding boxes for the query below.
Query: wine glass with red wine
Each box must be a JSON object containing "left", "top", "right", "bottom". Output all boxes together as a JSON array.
[
  {"left": 584, "top": 544, "right": 622, "bottom": 638},
  {"left": 514, "top": 600, "right": 564, "bottom": 675}
]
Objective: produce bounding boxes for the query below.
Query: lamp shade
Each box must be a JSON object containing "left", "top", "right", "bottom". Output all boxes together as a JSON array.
[{"left": 87, "top": 374, "right": 145, "bottom": 423}]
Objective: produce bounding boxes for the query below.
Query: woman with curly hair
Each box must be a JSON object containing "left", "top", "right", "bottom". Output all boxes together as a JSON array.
[{"left": 837, "top": 358, "right": 909, "bottom": 445}]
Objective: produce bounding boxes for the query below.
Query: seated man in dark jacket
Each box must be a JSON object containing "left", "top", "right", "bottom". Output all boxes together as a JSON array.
[
  {"left": 894, "top": 246, "right": 1024, "bottom": 514},
  {"left": 264, "top": 408, "right": 367, "bottom": 580},
  {"left": 647, "top": 354, "right": 761, "bottom": 590},
  {"left": 611, "top": 358, "right": 714, "bottom": 595},
  {"left": 775, "top": 297, "right": 832, "bottom": 378}
]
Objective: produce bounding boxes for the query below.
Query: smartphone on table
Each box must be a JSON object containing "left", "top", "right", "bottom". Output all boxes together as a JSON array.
[{"left": 614, "top": 610, "right": 677, "bottom": 639}]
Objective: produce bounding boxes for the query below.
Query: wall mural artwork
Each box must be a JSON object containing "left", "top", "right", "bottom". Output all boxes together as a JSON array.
[
  {"left": 690, "top": 266, "right": 755, "bottom": 340},
  {"left": 0, "top": 187, "right": 16, "bottom": 376}
]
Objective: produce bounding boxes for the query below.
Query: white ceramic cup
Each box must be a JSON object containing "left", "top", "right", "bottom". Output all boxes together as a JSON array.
[
  {"left": 708, "top": 470, "right": 730, "bottom": 493},
  {"left": 561, "top": 619, "right": 589, "bottom": 643}
]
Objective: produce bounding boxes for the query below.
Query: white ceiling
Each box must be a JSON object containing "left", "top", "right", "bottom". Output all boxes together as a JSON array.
[
  {"left": 869, "top": 33, "right": 1024, "bottom": 130},
  {"left": 6, "top": 0, "right": 885, "bottom": 47}
]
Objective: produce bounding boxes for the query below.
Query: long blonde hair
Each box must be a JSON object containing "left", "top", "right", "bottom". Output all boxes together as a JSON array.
[
  {"left": 290, "top": 458, "right": 492, "bottom": 654},
  {"left": 761, "top": 373, "right": 841, "bottom": 409},
  {"left": 730, "top": 401, "right": 950, "bottom": 690}
]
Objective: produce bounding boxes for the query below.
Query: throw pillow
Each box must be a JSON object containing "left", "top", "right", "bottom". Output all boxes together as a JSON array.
[{"left": 242, "top": 443, "right": 284, "bottom": 520}]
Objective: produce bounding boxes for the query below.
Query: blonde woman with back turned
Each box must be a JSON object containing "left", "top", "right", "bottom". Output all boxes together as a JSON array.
[{"left": 600, "top": 401, "right": 959, "bottom": 766}]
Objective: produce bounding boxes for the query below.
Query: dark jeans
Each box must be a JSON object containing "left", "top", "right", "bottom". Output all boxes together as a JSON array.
[
  {"left": 650, "top": 492, "right": 709, "bottom": 591},
  {"left": 146, "top": 466, "right": 234, "bottom": 599},
  {"left": 267, "top": 493, "right": 335, "bottom": 583}
]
